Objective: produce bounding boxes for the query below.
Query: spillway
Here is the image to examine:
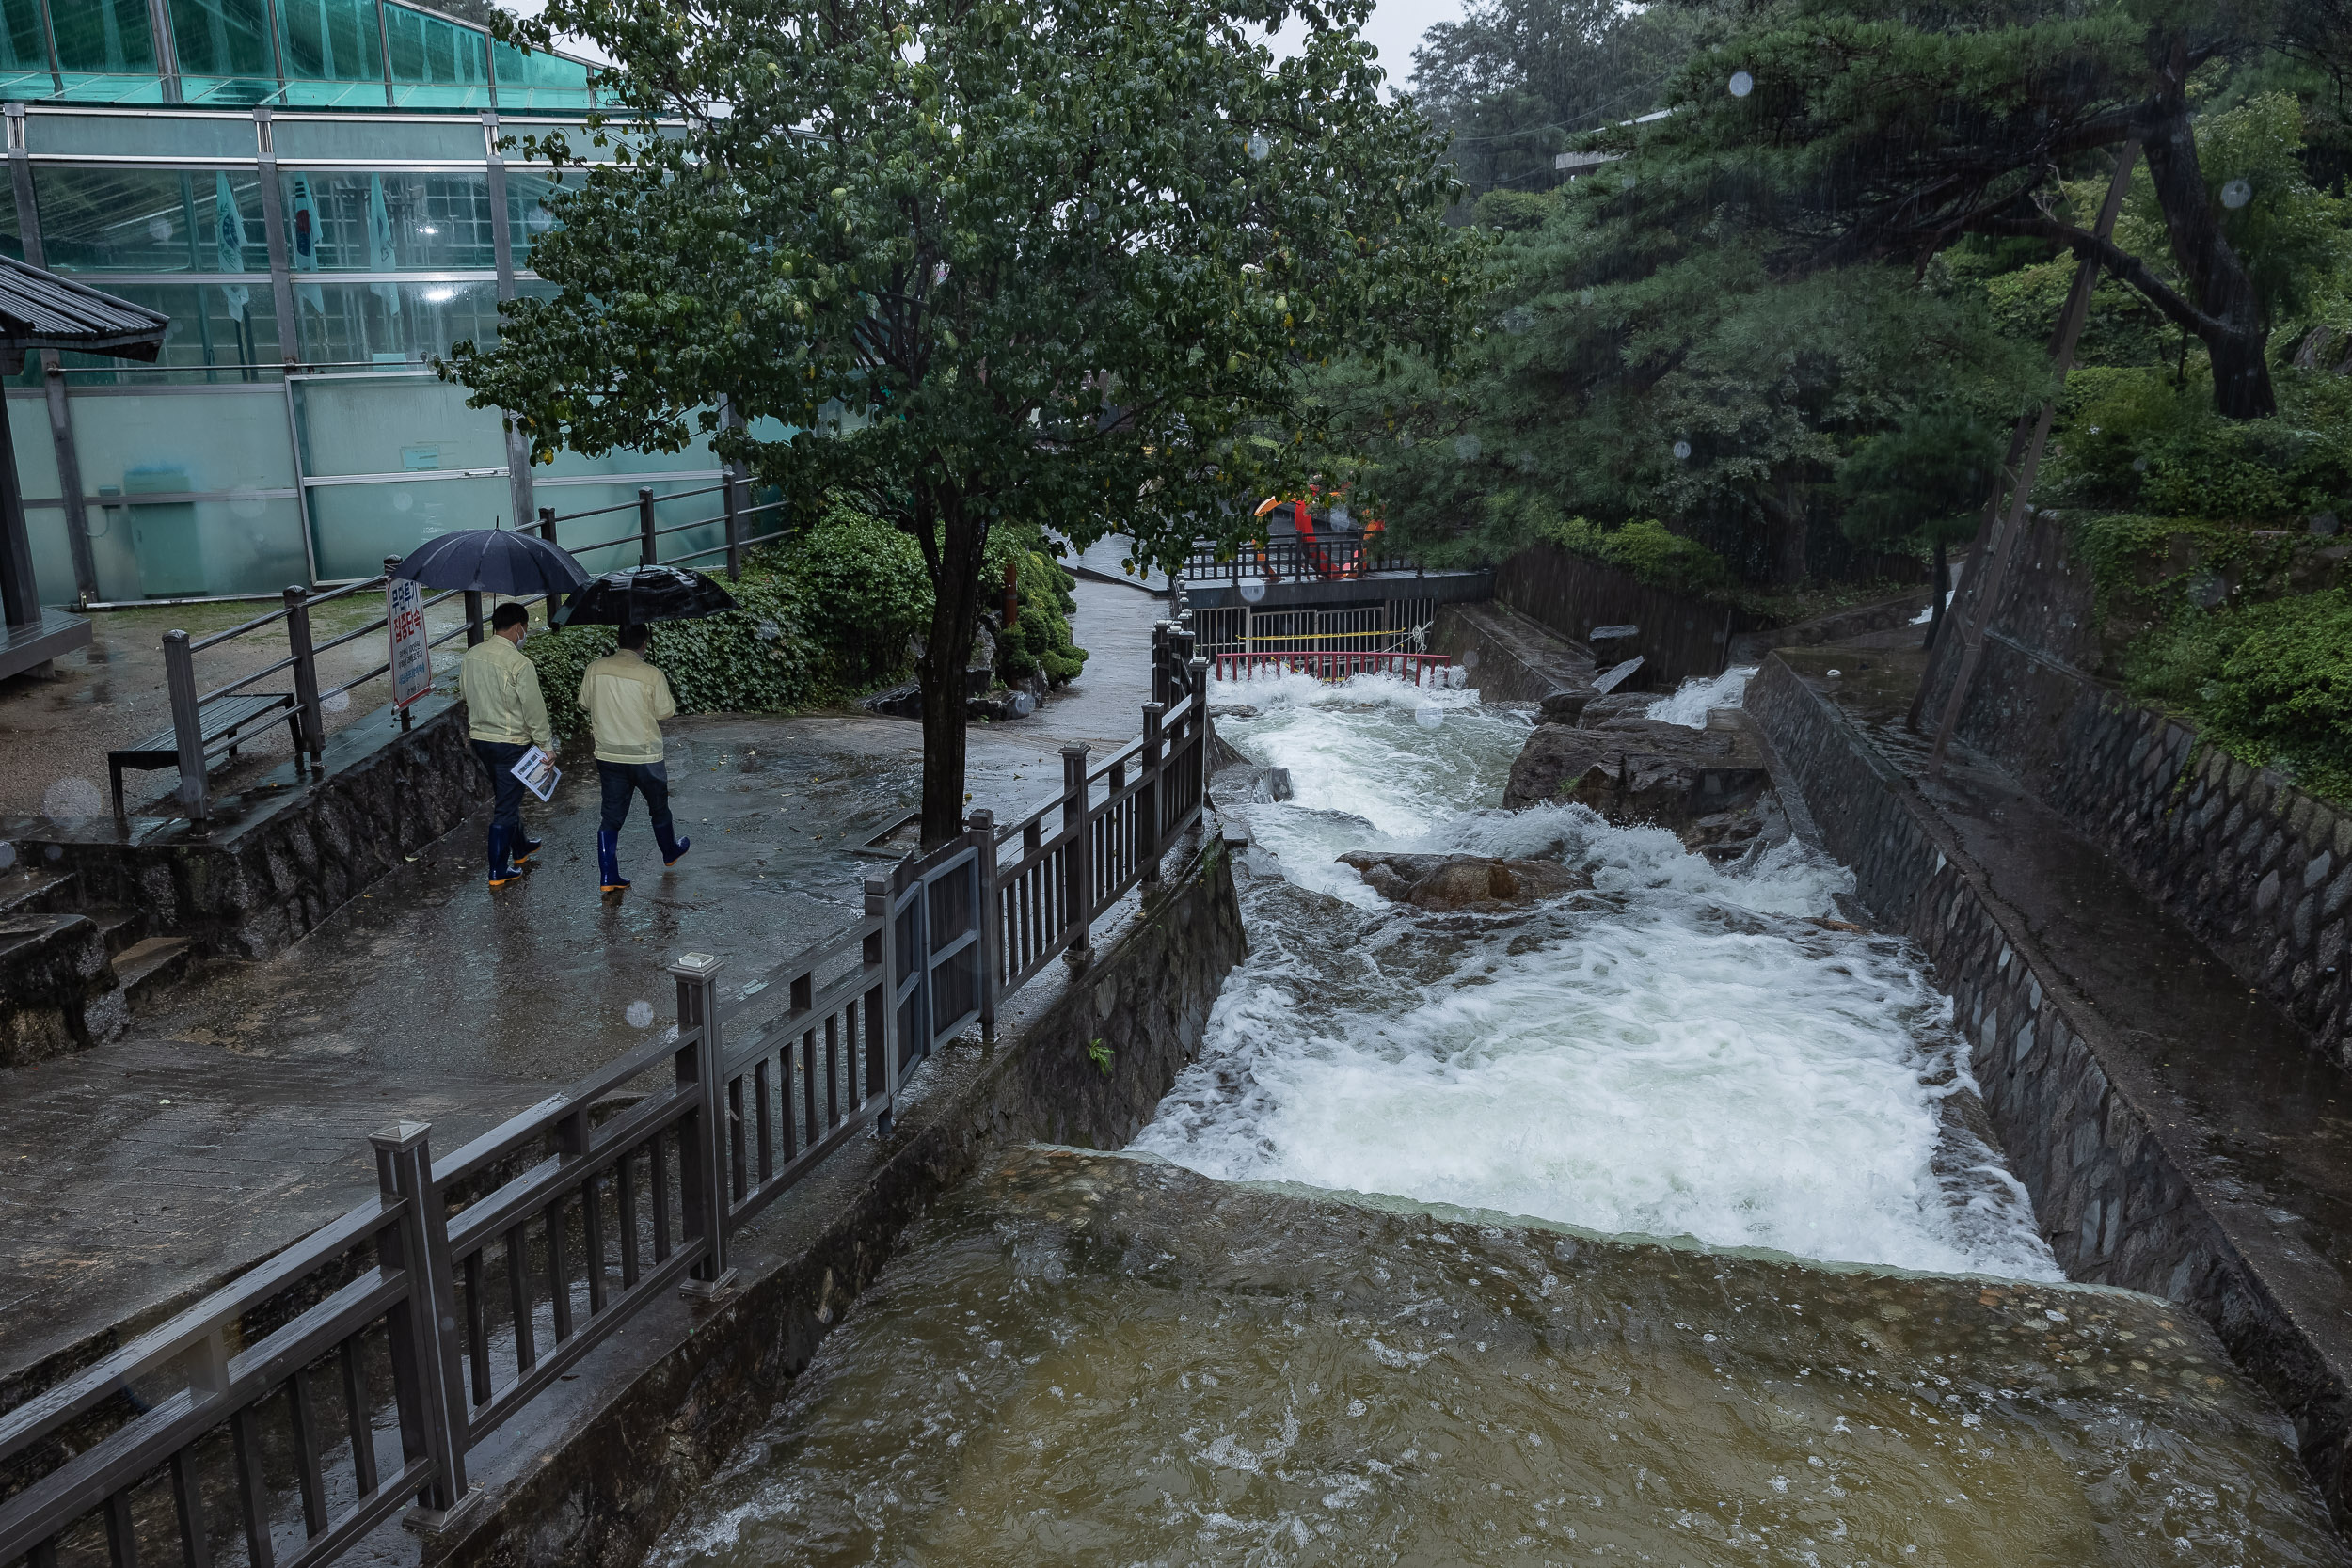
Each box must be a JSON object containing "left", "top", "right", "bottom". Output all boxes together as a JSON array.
[{"left": 645, "top": 674, "right": 2350, "bottom": 1566}]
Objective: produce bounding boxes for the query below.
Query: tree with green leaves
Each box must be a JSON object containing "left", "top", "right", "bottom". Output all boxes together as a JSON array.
[
  {"left": 1836, "top": 405, "right": 2006, "bottom": 647},
  {"left": 1621, "top": 0, "right": 2352, "bottom": 420},
  {"left": 452, "top": 0, "right": 1474, "bottom": 840}
]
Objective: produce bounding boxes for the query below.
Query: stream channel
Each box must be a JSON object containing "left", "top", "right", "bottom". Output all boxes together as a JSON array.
[{"left": 650, "top": 673, "right": 2350, "bottom": 1565}]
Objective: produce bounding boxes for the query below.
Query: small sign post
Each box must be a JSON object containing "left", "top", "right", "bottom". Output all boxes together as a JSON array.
[{"left": 389, "top": 576, "right": 432, "bottom": 720}]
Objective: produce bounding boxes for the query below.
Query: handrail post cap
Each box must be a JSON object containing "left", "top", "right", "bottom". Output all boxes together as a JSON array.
[
  {"left": 863, "top": 877, "right": 888, "bottom": 897},
  {"left": 668, "top": 951, "right": 722, "bottom": 978},
  {"left": 1059, "top": 743, "right": 1090, "bottom": 759},
  {"left": 369, "top": 1119, "right": 433, "bottom": 1152}
]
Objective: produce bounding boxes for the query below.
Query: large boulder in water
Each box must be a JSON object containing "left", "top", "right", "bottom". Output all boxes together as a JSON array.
[
  {"left": 1502, "top": 718, "right": 1769, "bottom": 826},
  {"left": 1338, "top": 851, "right": 1591, "bottom": 911}
]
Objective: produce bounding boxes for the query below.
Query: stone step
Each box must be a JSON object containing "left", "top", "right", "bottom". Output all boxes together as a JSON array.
[
  {"left": 83, "top": 904, "right": 146, "bottom": 958},
  {"left": 0, "top": 864, "right": 76, "bottom": 919},
  {"left": 112, "top": 936, "right": 192, "bottom": 1006}
]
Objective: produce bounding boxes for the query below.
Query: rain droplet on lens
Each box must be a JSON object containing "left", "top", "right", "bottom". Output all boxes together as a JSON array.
[
  {"left": 2221, "top": 178, "right": 2252, "bottom": 210},
  {"left": 323, "top": 689, "right": 351, "bottom": 713},
  {"left": 626, "top": 1000, "right": 655, "bottom": 1028},
  {"left": 1618, "top": 172, "right": 1636, "bottom": 190},
  {"left": 1502, "top": 305, "right": 1532, "bottom": 335},
  {"left": 1580, "top": 288, "right": 1595, "bottom": 306},
  {"left": 1247, "top": 132, "right": 1271, "bottom": 162},
  {"left": 1454, "top": 434, "right": 1481, "bottom": 461},
  {"left": 1415, "top": 705, "right": 1444, "bottom": 729},
  {"left": 1673, "top": 439, "right": 1692, "bottom": 461},
  {"left": 1729, "top": 70, "right": 1755, "bottom": 97}
]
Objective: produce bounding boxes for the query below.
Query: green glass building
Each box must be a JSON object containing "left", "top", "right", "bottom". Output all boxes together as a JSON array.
[{"left": 0, "top": 0, "right": 722, "bottom": 606}]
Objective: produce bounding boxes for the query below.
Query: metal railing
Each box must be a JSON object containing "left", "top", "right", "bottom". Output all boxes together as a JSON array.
[
  {"left": 139, "top": 473, "right": 794, "bottom": 827},
  {"left": 0, "top": 624, "right": 1214, "bottom": 1568},
  {"left": 1212, "top": 649, "right": 1454, "bottom": 683},
  {"left": 1180, "top": 534, "right": 1418, "bottom": 585}
]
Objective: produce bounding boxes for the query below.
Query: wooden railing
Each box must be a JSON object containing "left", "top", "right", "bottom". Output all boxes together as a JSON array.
[{"left": 0, "top": 615, "right": 1214, "bottom": 1568}]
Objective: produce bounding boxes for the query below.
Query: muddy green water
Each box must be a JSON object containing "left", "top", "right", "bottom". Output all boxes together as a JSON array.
[{"left": 648, "top": 1149, "right": 2346, "bottom": 1567}]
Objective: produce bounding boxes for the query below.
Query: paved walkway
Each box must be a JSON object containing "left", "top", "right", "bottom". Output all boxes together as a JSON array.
[{"left": 0, "top": 576, "right": 1171, "bottom": 1387}]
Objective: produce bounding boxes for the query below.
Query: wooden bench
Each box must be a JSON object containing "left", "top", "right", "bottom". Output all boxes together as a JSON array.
[{"left": 107, "top": 691, "right": 300, "bottom": 817}]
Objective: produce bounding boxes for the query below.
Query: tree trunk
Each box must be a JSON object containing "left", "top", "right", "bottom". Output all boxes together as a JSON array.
[
  {"left": 1760, "top": 475, "right": 1809, "bottom": 585},
  {"left": 914, "top": 499, "right": 989, "bottom": 846},
  {"left": 2141, "top": 96, "right": 2277, "bottom": 420}
]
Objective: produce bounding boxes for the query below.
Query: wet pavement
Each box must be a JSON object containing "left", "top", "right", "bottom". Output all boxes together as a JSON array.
[{"left": 0, "top": 574, "right": 1173, "bottom": 1385}]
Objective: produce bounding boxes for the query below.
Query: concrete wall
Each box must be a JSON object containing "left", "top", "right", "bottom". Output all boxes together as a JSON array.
[
  {"left": 1917, "top": 511, "right": 2352, "bottom": 1066},
  {"left": 439, "top": 824, "right": 1248, "bottom": 1568},
  {"left": 1749, "top": 657, "right": 2352, "bottom": 1524},
  {"left": 1430, "top": 600, "right": 1595, "bottom": 703},
  {"left": 1494, "top": 544, "right": 1765, "bottom": 686}
]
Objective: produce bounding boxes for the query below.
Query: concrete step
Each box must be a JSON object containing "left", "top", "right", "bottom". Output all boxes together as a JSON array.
[
  {"left": 83, "top": 904, "right": 146, "bottom": 958},
  {"left": 0, "top": 865, "right": 76, "bottom": 919},
  {"left": 112, "top": 936, "right": 192, "bottom": 1006}
]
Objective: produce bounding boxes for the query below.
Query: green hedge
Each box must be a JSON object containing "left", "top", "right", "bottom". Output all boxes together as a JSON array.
[{"left": 1534, "top": 515, "right": 1735, "bottom": 597}]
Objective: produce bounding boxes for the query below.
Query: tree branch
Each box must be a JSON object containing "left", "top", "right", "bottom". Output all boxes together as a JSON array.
[{"left": 1971, "top": 214, "right": 2231, "bottom": 341}]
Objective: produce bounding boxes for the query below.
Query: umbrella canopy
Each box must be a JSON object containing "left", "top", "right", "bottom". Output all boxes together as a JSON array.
[
  {"left": 552, "top": 565, "right": 737, "bottom": 626},
  {"left": 392, "top": 529, "right": 591, "bottom": 597}
]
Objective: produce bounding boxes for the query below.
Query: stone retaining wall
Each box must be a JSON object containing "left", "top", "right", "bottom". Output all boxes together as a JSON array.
[
  {"left": 438, "top": 824, "right": 1248, "bottom": 1568},
  {"left": 19, "top": 696, "right": 483, "bottom": 961},
  {"left": 1430, "top": 600, "right": 1595, "bottom": 703},
  {"left": 1747, "top": 656, "right": 2352, "bottom": 1525},
  {"left": 1495, "top": 544, "right": 1761, "bottom": 686},
  {"left": 1916, "top": 510, "right": 2352, "bottom": 1066}
]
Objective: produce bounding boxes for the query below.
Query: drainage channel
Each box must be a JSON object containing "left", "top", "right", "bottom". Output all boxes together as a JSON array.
[{"left": 644, "top": 673, "right": 2351, "bottom": 1566}]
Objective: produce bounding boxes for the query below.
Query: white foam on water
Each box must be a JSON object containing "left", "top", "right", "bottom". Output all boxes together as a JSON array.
[
  {"left": 1159, "top": 673, "right": 2060, "bottom": 1280},
  {"left": 1645, "top": 665, "right": 1757, "bottom": 728}
]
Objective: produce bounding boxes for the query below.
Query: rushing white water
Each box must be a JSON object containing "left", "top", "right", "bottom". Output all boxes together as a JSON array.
[
  {"left": 1147, "top": 671, "right": 2060, "bottom": 1280},
  {"left": 1645, "top": 664, "right": 1757, "bottom": 727}
]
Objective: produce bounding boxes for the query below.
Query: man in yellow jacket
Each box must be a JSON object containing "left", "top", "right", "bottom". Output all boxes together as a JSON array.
[
  {"left": 579, "top": 623, "right": 689, "bottom": 894},
  {"left": 458, "top": 602, "right": 550, "bottom": 888}
]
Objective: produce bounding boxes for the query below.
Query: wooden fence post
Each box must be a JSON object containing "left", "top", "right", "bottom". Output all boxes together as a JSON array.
[
  {"left": 284, "top": 583, "right": 325, "bottom": 771},
  {"left": 1138, "top": 701, "right": 1165, "bottom": 886}
]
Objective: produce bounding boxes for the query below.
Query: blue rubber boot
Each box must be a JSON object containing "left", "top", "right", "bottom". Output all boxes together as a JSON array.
[
  {"left": 652, "top": 818, "right": 691, "bottom": 867},
  {"left": 487, "top": 824, "right": 523, "bottom": 888},
  {"left": 598, "top": 828, "right": 630, "bottom": 895},
  {"left": 512, "top": 833, "right": 544, "bottom": 864}
]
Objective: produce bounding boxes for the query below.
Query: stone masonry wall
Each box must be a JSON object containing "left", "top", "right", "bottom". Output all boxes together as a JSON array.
[
  {"left": 1748, "top": 657, "right": 2352, "bottom": 1521},
  {"left": 1915, "top": 510, "right": 2352, "bottom": 1065},
  {"left": 30, "top": 697, "right": 484, "bottom": 961}
]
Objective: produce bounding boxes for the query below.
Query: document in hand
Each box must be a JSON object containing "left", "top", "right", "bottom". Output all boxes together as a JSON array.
[{"left": 511, "top": 745, "right": 561, "bottom": 802}]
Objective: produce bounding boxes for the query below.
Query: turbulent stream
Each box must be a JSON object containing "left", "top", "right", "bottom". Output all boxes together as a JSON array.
[{"left": 648, "top": 674, "right": 2350, "bottom": 1566}]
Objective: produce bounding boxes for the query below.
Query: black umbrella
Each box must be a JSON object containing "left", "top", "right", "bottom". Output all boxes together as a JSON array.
[
  {"left": 392, "top": 528, "right": 590, "bottom": 597},
  {"left": 552, "top": 565, "right": 737, "bottom": 626}
]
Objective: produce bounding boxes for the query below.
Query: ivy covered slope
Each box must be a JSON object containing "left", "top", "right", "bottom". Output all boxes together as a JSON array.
[
  {"left": 523, "top": 505, "right": 1083, "bottom": 741},
  {"left": 2050, "top": 366, "right": 2352, "bottom": 804}
]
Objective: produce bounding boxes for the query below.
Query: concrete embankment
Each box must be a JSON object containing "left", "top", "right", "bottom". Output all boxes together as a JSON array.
[
  {"left": 1749, "top": 650, "right": 2352, "bottom": 1528},
  {"left": 435, "top": 820, "right": 1248, "bottom": 1568}
]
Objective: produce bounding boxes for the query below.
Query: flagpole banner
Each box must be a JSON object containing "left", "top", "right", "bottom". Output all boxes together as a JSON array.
[
  {"left": 291, "top": 173, "right": 325, "bottom": 317},
  {"left": 215, "top": 171, "right": 250, "bottom": 325}
]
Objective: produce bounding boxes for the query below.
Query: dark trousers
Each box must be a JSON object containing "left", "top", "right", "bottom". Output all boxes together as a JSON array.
[
  {"left": 597, "top": 760, "right": 672, "bottom": 833},
  {"left": 472, "top": 739, "right": 529, "bottom": 832}
]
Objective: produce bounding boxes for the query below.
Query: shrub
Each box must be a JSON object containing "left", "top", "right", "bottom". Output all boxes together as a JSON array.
[
  {"left": 2127, "top": 592, "right": 2352, "bottom": 802},
  {"left": 1536, "top": 514, "right": 1734, "bottom": 596}
]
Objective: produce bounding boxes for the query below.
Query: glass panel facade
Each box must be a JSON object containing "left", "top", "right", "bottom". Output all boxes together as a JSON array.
[
  {"left": 71, "top": 386, "right": 294, "bottom": 493},
  {"left": 271, "top": 115, "right": 483, "bottom": 161},
  {"left": 309, "top": 472, "right": 503, "bottom": 578},
  {"left": 383, "top": 2, "right": 486, "bottom": 109},
  {"left": 35, "top": 166, "right": 267, "bottom": 271},
  {"left": 276, "top": 0, "right": 381, "bottom": 87},
  {"left": 504, "top": 167, "right": 566, "bottom": 268},
  {"left": 25, "top": 110, "right": 259, "bottom": 157},
  {"left": 52, "top": 0, "right": 153, "bottom": 74},
  {"left": 82, "top": 494, "right": 306, "bottom": 597},
  {"left": 2, "top": 0, "right": 47, "bottom": 73},
  {"left": 56, "top": 281, "right": 280, "bottom": 381},
  {"left": 285, "top": 170, "right": 494, "bottom": 270},
  {"left": 294, "top": 278, "right": 499, "bottom": 364},
  {"left": 167, "top": 0, "right": 272, "bottom": 81},
  {"left": 292, "top": 373, "right": 502, "bottom": 476},
  {"left": 489, "top": 39, "right": 590, "bottom": 113}
]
